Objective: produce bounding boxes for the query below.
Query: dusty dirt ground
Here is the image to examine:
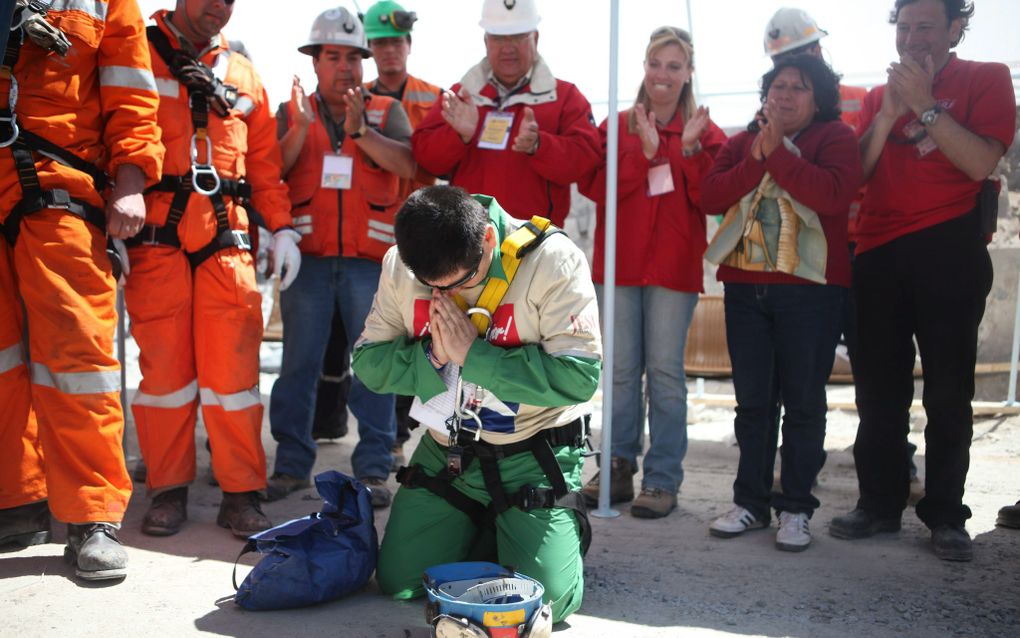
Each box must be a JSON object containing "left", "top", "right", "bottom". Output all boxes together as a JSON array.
[{"left": 2, "top": 358, "right": 1018, "bottom": 637}]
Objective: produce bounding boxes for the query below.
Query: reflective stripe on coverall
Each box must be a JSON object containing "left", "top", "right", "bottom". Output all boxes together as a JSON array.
[
  {"left": 0, "top": 0, "right": 163, "bottom": 523},
  {"left": 124, "top": 10, "right": 292, "bottom": 494}
]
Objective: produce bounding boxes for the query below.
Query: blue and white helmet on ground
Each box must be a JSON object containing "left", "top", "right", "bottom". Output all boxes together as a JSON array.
[{"left": 423, "top": 562, "right": 552, "bottom": 638}]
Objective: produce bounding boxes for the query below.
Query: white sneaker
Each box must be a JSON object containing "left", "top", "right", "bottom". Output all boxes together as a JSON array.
[
  {"left": 709, "top": 505, "right": 767, "bottom": 538},
  {"left": 776, "top": 511, "right": 811, "bottom": 552}
]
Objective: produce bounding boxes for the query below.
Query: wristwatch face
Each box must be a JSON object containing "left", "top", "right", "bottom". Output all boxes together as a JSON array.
[{"left": 921, "top": 107, "right": 939, "bottom": 126}]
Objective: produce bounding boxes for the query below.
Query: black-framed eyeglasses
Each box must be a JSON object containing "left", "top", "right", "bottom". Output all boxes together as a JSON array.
[{"left": 416, "top": 249, "right": 485, "bottom": 292}]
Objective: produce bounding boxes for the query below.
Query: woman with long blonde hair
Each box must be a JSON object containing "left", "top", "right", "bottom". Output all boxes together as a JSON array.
[{"left": 579, "top": 26, "right": 726, "bottom": 519}]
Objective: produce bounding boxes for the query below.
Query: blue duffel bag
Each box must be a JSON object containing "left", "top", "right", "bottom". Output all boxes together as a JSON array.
[{"left": 233, "top": 471, "right": 377, "bottom": 610}]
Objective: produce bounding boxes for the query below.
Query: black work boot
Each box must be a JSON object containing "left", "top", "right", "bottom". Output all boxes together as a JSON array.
[
  {"left": 829, "top": 508, "right": 901, "bottom": 540},
  {"left": 65, "top": 523, "right": 128, "bottom": 581},
  {"left": 996, "top": 501, "right": 1020, "bottom": 529},
  {"left": 141, "top": 487, "right": 188, "bottom": 536},
  {"left": 931, "top": 524, "right": 973, "bottom": 562},
  {"left": 0, "top": 500, "right": 51, "bottom": 550},
  {"left": 217, "top": 491, "right": 272, "bottom": 538}
]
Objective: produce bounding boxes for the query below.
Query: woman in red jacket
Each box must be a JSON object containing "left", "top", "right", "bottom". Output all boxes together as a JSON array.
[
  {"left": 701, "top": 55, "right": 861, "bottom": 551},
  {"left": 579, "top": 26, "right": 726, "bottom": 519}
]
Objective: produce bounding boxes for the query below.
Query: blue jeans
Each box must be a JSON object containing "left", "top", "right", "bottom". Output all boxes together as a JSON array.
[
  {"left": 596, "top": 285, "right": 698, "bottom": 493},
  {"left": 724, "top": 283, "right": 845, "bottom": 519},
  {"left": 270, "top": 256, "right": 395, "bottom": 480}
]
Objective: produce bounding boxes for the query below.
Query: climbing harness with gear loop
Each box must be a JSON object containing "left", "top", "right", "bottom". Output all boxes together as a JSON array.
[
  {"left": 396, "top": 216, "right": 592, "bottom": 556},
  {"left": 132, "top": 25, "right": 255, "bottom": 269},
  {"left": 0, "top": 0, "right": 124, "bottom": 278}
]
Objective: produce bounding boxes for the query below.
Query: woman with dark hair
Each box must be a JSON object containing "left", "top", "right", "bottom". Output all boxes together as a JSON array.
[
  {"left": 700, "top": 54, "right": 861, "bottom": 550},
  {"left": 578, "top": 26, "right": 726, "bottom": 519}
]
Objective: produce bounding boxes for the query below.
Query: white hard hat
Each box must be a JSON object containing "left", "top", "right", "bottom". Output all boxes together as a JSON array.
[
  {"left": 764, "top": 8, "right": 827, "bottom": 58},
  {"left": 299, "top": 7, "right": 371, "bottom": 57},
  {"left": 479, "top": 0, "right": 541, "bottom": 36}
]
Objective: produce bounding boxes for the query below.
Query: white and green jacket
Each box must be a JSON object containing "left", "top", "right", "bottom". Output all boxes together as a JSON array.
[{"left": 353, "top": 196, "right": 602, "bottom": 445}]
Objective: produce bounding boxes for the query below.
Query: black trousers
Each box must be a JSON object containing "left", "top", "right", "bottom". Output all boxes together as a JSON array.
[{"left": 852, "top": 210, "right": 992, "bottom": 528}]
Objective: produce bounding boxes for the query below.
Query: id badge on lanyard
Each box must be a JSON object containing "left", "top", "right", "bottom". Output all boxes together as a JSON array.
[
  {"left": 321, "top": 153, "right": 354, "bottom": 189},
  {"left": 478, "top": 111, "right": 514, "bottom": 150},
  {"left": 647, "top": 161, "right": 675, "bottom": 196}
]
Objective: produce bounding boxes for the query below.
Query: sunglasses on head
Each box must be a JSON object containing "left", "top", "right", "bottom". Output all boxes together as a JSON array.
[{"left": 651, "top": 25, "right": 692, "bottom": 44}]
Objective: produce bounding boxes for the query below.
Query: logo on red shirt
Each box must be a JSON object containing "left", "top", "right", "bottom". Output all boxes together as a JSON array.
[
  {"left": 486, "top": 305, "right": 520, "bottom": 346},
  {"left": 412, "top": 299, "right": 432, "bottom": 338}
]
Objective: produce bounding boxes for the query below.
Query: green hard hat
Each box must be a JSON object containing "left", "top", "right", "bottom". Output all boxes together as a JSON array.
[{"left": 363, "top": 1, "right": 417, "bottom": 41}]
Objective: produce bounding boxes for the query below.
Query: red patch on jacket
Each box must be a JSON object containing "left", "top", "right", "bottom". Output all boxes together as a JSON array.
[
  {"left": 412, "top": 299, "right": 432, "bottom": 339},
  {"left": 486, "top": 305, "right": 520, "bottom": 346}
]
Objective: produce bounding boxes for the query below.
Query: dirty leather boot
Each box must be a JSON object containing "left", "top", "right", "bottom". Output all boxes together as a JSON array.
[
  {"left": 65, "top": 523, "right": 128, "bottom": 581},
  {"left": 141, "top": 487, "right": 188, "bottom": 536},
  {"left": 0, "top": 500, "right": 51, "bottom": 549},
  {"left": 581, "top": 457, "right": 635, "bottom": 506},
  {"left": 217, "top": 491, "right": 272, "bottom": 538}
]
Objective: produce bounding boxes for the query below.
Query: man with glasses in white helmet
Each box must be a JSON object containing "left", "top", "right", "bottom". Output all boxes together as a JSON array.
[
  {"left": 412, "top": 0, "right": 600, "bottom": 227},
  {"left": 266, "top": 5, "right": 415, "bottom": 508}
]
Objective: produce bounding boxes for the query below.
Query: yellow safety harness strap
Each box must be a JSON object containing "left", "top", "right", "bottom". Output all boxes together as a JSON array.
[{"left": 456, "top": 216, "right": 559, "bottom": 337}]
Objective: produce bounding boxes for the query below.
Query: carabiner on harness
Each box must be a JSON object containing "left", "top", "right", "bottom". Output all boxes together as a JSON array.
[
  {"left": 0, "top": 74, "right": 19, "bottom": 148},
  {"left": 190, "top": 133, "right": 221, "bottom": 196},
  {"left": 448, "top": 375, "right": 483, "bottom": 443},
  {"left": 0, "top": 112, "right": 18, "bottom": 148}
]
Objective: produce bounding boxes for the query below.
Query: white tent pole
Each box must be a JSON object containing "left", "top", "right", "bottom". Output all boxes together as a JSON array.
[
  {"left": 1006, "top": 270, "right": 1020, "bottom": 406},
  {"left": 592, "top": 0, "right": 621, "bottom": 519},
  {"left": 685, "top": 0, "right": 701, "bottom": 102}
]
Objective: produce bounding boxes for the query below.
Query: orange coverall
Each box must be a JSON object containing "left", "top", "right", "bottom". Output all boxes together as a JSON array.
[
  {"left": 123, "top": 11, "right": 292, "bottom": 495},
  {"left": 0, "top": 0, "right": 163, "bottom": 523}
]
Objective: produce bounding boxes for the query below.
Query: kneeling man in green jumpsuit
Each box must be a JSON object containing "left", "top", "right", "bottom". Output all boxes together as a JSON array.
[{"left": 352, "top": 185, "right": 601, "bottom": 623}]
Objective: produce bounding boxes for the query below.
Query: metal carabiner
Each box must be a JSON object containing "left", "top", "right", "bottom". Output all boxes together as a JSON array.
[
  {"left": 189, "top": 133, "right": 221, "bottom": 196},
  {"left": 453, "top": 377, "right": 484, "bottom": 440},
  {"left": 0, "top": 113, "right": 19, "bottom": 148}
]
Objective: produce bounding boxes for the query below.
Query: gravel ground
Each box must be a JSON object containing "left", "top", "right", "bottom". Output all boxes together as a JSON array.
[{"left": 2, "top": 347, "right": 1018, "bottom": 638}]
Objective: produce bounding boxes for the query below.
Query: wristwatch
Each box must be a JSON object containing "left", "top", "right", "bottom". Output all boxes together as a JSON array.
[
  {"left": 919, "top": 105, "right": 942, "bottom": 127},
  {"left": 349, "top": 122, "right": 369, "bottom": 139}
]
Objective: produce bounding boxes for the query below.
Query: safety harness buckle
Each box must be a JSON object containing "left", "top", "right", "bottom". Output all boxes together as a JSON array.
[
  {"left": 229, "top": 229, "right": 251, "bottom": 251},
  {"left": 516, "top": 485, "right": 554, "bottom": 512},
  {"left": 139, "top": 224, "right": 161, "bottom": 246},
  {"left": 46, "top": 188, "right": 72, "bottom": 209}
]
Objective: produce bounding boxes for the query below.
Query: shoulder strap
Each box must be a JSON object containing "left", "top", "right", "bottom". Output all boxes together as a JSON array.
[
  {"left": 145, "top": 25, "right": 176, "bottom": 69},
  {"left": 464, "top": 216, "right": 564, "bottom": 337}
]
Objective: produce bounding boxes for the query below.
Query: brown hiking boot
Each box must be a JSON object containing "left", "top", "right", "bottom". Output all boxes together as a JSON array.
[
  {"left": 217, "top": 491, "right": 272, "bottom": 538},
  {"left": 631, "top": 486, "right": 678, "bottom": 519},
  {"left": 361, "top": 477, "right": 392, "bottom": 508},
  {"left": 141, "top": 487, "right": 188, "bottom": 536},
  {"left": 262, "top": 472, "right": 311, "bottom": 502},
  {"left": 581, "top": 457, "right": 635, "bottom": 506}
]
